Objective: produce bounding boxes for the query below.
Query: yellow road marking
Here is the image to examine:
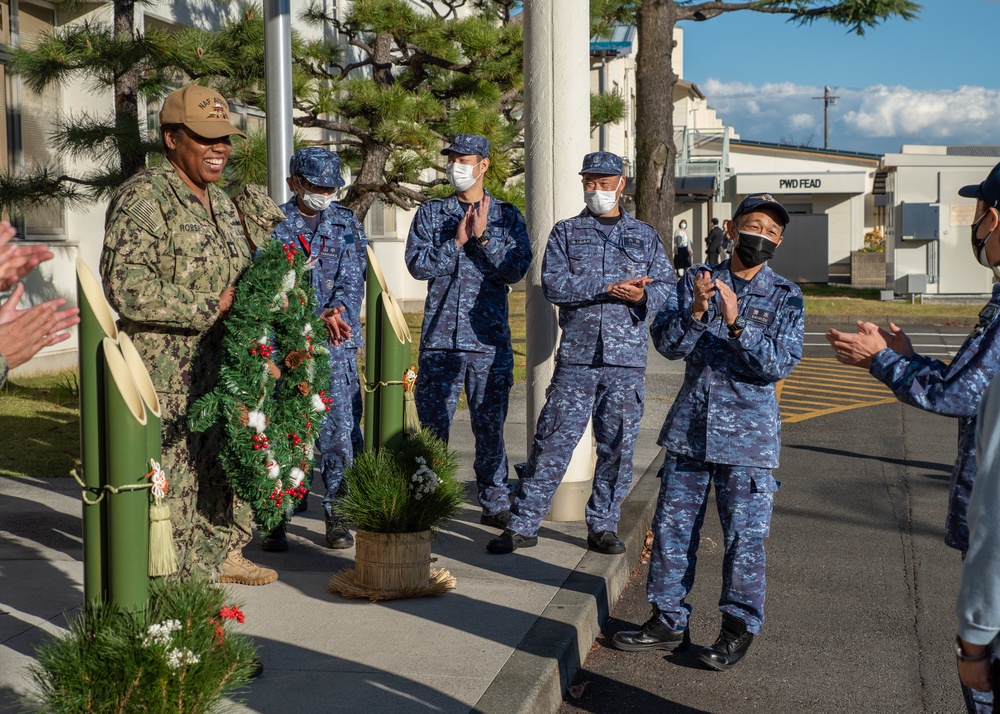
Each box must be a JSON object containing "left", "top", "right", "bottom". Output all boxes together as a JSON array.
[{"left": 778, "top": 358, "right": 896, "bottom": 423}]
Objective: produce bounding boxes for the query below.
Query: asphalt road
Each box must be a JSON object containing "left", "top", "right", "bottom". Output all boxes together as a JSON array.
[{"left": 560, "top": 322, "right": 973, "bottom": 713}]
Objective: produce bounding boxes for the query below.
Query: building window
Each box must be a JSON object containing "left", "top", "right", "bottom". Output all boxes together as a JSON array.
[{"left": 363, "top": 199, "right": 396, "bottom": 239}]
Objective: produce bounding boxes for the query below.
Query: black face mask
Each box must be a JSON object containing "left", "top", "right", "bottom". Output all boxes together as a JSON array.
[{"left": 735, "top": 231, "right": 777, "bottom": 268}]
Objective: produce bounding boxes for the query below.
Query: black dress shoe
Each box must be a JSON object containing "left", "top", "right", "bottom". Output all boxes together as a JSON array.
[
  {"left": 486, "top": 529, "right": 538, "bottom": 554},
  {"left": 587, "top": 530, "right": 626, "bottom": 554},
  {"left": 260, "top": 523, "right": 288, "bottom": 552},
  {"left": 480, "top": 510, "right": 511, "bottom": 530},
  {"left": 325, "top": 516, "right": 354, "bottom": 549},
  {"left": 612, "top": 610, "right": 690, "bottom": 652},
  {"left": 697, "top": 613, "right": 755, "bottom": 671}
]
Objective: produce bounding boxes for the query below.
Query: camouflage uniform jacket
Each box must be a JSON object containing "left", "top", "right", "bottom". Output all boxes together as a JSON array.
[
  {"left": 542, "top": 208, "right": 675, "bottom": 367},
  {"left": 101, "top": 161, "right": 252, "bottom": 395},
  {"left": 405, "top": 191, "right": 532, "bottom": 353},
  {"left": 869, "top": 283, "right": 1000, "bottom": 550},
  {"left": 273, "top": 199, "right": 368, "bottom": 351},
  {"left": 651, "top": 260, "right": 805, "bottom": 468}
]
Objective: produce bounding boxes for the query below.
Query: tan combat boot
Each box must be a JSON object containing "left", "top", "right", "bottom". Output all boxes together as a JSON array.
[{"left": 218, "top": 550, "right": 278, "bottom": 585}]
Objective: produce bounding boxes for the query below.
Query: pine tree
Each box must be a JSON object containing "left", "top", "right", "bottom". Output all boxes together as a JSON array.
[{"left": 3, "top": 0, "right": 628, "bottom": 221}]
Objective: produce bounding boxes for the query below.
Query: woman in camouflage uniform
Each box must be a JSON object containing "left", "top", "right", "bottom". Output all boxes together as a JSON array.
[{"left": 100, "top": 84, "right": 276, "bottom": 585}]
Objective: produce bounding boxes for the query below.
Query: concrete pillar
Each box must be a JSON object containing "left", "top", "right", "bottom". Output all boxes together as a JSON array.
[
  {"left": 264, "top": 0, "right": 293, "bottom": 204},
  {"left": 523, "top": 1, "right": 595, "bottom": 521}
]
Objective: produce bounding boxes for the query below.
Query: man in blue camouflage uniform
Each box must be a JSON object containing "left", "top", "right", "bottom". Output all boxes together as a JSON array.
[
  {"left": 268, "top": 147, "right": 367, "bottom": 551},
  {"left": 613, "top": 194, "right": 804, "bottom": 671},
  {"left": 405, "top": 134, "right": 532, "bottom": 528},
  {"left": 828, "top": 162, "right": 1000, "bottom": 714},
  {"left": 486, "top": 151, "right": 675, "bottom": 556}
]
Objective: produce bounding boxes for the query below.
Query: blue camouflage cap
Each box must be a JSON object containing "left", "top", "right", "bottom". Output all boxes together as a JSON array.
[
  {"left": 441, "top": 133, "right": 490, "bottom": 158},
  {"left": 289, "top": 147, "right": 345, "bottom": 188},
  {"left": 579, "top": 151, "right": 623, "bottom": 176},
  {"left": 734, "top": 193, "right": 790, "bottom": 226},
  {"left": 959, "top": 161, "right": 1000, "bottom": 205}
]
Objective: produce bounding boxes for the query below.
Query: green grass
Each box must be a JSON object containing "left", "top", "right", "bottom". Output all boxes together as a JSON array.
[
  {"left": 0, "top": 372, "right": 80, "bottom": 479},
  {"left": 801, "top": 284, "right": 982, "bottom": 318}
]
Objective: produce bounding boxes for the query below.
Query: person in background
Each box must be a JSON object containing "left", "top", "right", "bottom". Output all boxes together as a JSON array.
[
  {"left": 269, "top": 147, "right": 367, "bottom": 551},
  {"left": 486, "top": 151, "right": 674, "bottom": 555},
  {"left": 405, "top": 134, "right": 532, "bottom": 531},
  {"left": 673, "top": 219, "right": 692, "bottom": 277},
  {"left": 706, "top": 217, "right": 726, "bottom": 266}
]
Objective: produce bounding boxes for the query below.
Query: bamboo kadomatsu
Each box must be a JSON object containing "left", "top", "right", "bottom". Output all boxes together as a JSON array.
[
  {"left": 378, "top": 291, "right": 412, "bottom": 453},
  {"left": 118, "top": 333, "right": 176, "bottom": 578},
  {"left": 102, "top": 338, "right": 150, "bottom": 609},
  {"left": 364, "top": 245, "right": 389, "bottom": 450},
  {"left": 76, "top": 259, "right": 119, "bottom": 604}
]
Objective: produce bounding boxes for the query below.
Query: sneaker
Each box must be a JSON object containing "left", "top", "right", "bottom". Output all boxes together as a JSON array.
[
  {"left": 261, "top": 523, "right": 288, "bottom": 552},
  {"left": 480, "top": 510, "right": 511, "bottom": 530},
  {"left": 218, "top": 550, "right": 278, "bottom": 586},
  {"left": 325, "top": 515, "right": 354, "bottom": 549},
  {"left": 696, "top": 614, "right": 755, "bottom": 671},
  {"left": 612, "top": 609, "right": 690, "bottom": 652},
  {"left": 486, "top": 529, "right": 538, "bottom": 554},
  {"left": 587, "top": 530, "right": 626, "bottom": 554}
]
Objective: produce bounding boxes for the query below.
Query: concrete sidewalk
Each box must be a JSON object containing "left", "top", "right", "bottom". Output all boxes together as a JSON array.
[{"left": 0, "top": 353, "right": 685, "bottom": 713}]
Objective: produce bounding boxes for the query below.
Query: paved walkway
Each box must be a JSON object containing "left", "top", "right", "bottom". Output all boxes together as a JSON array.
[{"left": 0, "top": 352, "right": 685, "bottom": 713}]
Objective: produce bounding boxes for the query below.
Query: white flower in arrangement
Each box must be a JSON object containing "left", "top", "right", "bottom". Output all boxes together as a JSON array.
[
  {"left": 409, "top": 456, "right": 441, "bottom": 501},
  {"left": 247, "top": 410, "right": 267, "bottom": 434},
  {"left": 304, "top": 442, "right": 314, "bottom": 459},
  {"left": 141, "top": 619, "right": 181, "bottom": 648},
  {"left": 265, "top": 453, "right": 281, "bottom": 479},
  {"left": 311, "top": 394, "right": 326, "bottom": 412},
  {"left": 283, "top": 270, "right": 296, "bottom": 292},
  {"left": 258, "top": 334, "right": 268, "bottom": 345},
  {"left": 166, "top": 648, "right": 200, "bottom": 671},
  {"left": 302, "top": 322, "right": 312, "bottom": 336},
  {"left": 289, "top": 467, "right": 306, "bottom": 488}
]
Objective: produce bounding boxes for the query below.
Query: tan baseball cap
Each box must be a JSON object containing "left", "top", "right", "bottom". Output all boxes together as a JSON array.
[{"left": 159, "top": 84, "right": 247, "bottom": 140}]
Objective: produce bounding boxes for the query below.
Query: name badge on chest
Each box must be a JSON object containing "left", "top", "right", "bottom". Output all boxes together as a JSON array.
[
  {"left": 746, "top": 306, "right": 775, "bottom": 325},
  {"left": 623, "top": 236, "right": 645, "bottom": 250}
]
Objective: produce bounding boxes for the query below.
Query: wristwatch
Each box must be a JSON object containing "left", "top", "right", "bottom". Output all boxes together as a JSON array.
[
  {"left": 728, "top": 315, "right": 747, "bottom": 338},
  {"left": 475, "top": 229, "right": 492, "bottom": 246},
  {"left": 955, "top": 636, "right": 990, "bottom": 662}
]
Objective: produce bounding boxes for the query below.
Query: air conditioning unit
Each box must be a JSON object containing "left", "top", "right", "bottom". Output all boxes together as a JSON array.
[{"left": 895, "top": 273, "right": 928, "bottom": 294}]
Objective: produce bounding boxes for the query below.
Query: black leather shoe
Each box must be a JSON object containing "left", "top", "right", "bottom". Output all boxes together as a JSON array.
[
  {"left": 325, "top": 516, "right": 354, "bottom": 549},
  {"left": 612, "top": 610, "right": 690, "bottom": 652},
  {"left": 486, "top": 529, "right": 538, "bottom": 554},
  {"left": 480, "top": 510, "right": 511, "bottom": 530},
  {"left": 260, "top": 523, "right": 288, "bottom": 552},
  {"left": 587, "top": 530, "right": 626, "bottom": 554},
  {"left": 697, "top": 614, "right": 755, "bottom": 671}
]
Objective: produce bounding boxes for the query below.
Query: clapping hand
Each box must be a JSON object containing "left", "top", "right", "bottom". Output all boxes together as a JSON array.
[
  {"left": 0, "top": 222, "right": 54, "bottom": 291},
  {"left": 608, "top": 277, "right": 652, "bottom": 303},
  {"left": 0, "top": 284, "right": 81, "bottom": 370}
]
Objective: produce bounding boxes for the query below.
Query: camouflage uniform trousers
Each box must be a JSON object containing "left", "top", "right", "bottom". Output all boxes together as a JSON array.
[
  {"left": 316, "top": 348, "right": 364, "bottom": 518},
  {"left": 159, "top": 393, "right": 252, "bottom": 581},
  {"left": 646, "top": 452, "right": 779, "bottom": 634},
  {"left": 415, "top": 348, "right": 514, "bottom": 516},
  {"left": 508, "top": 363, "right": 646, "bottom": 537}
]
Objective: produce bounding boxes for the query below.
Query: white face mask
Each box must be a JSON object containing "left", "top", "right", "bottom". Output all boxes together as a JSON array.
[
  {"left": 584, "top": 185, "right": 620, "bottom": 215},
  {"left": 447, "top": 161, "right": 482, "bottom": 192},
  {"left": 299, "top": 187, "right": 336, "bottom": 213}
]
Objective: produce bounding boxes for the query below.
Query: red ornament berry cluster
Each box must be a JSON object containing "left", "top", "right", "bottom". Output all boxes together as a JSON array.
[
  {"left": 249, "top": 341, "right": 274, "bottom": 358},
  {"left": 269, "top": 485, "right": 309, "bottom": 510},
  {"left": 319, "top": 390, "right": 334, "bottom": 412},
  {"left": 282, "top": 243, "right": 298, "bottom": 263},
  {"left": 252, "top": 433, "right": 270, "bottom": 451}
]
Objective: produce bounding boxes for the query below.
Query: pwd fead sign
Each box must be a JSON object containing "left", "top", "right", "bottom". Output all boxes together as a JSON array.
[{"left": 735, "top": 172, "right": 867, "bottom": 195}]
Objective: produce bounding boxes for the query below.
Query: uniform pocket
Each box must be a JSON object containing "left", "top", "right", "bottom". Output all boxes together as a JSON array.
[{"left": 169, "top": 231, "right": 214, "bottom": 282}]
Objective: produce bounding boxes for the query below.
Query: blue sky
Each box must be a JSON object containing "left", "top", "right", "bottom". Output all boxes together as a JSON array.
[{"left": 680, "top": 0, "right": 1000, "bottom": 154}]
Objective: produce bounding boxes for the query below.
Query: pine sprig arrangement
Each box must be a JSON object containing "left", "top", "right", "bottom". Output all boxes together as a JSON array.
[
  {"left": 188, "top": 238, "right": 331, "bottom": 533},
  {"left": 26, "top": 578, "right": 257, "bottom": 714}
]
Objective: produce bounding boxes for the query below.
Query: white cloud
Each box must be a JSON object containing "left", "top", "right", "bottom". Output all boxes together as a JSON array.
[{"left": 700, "top": 79, "right": 1000, "bottom": 153}]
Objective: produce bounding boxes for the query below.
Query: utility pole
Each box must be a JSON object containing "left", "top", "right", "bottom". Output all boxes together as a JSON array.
[{"left": 812, "top": 85, "right": 839, "bottom": 150}]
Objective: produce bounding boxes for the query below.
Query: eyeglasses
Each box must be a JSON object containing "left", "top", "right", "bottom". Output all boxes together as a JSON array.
[{"left": 296, "top": 176, "right": 339, "bottom": 195}]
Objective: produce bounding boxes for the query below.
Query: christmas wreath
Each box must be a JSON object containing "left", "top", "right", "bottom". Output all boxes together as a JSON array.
[{"left": 188, "top": 238, "right": 332, "bottom": 533}]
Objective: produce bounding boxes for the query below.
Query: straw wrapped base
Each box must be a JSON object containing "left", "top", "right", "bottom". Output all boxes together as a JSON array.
[
  {"left": 328, "top": 567, "right": 456, "bottom": 602},
  {"left": 328, "top": 529, "right": 455, "bottom": 601}
]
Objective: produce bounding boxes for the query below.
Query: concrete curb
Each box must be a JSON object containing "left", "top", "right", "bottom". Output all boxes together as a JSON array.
[{"left": 472, "top": 448, "right": 665, "bottom": 714}]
